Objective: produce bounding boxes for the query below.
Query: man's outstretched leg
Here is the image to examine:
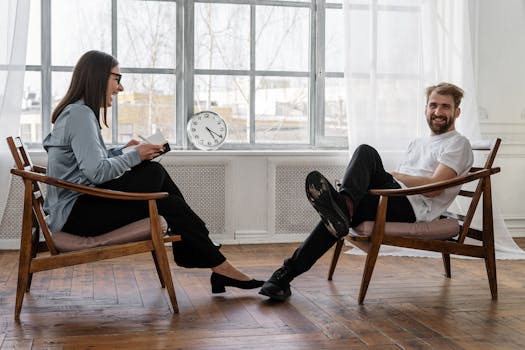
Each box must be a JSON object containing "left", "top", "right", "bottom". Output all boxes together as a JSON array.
[{"left": 260, "top": 146, "right": 388, "bottom": 301}]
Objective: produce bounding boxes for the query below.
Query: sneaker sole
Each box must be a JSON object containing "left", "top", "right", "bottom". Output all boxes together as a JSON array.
[{"left": 306, "top": 171, "right": 350, "bottom": 238}]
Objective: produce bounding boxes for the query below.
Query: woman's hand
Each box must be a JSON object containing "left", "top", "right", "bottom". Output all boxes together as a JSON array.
[
  {"left": 123, "top": 139, "right": 140, "bottom": 148},
  {"left": 135, "top": 143, "right": 165, "bottom": 161}
]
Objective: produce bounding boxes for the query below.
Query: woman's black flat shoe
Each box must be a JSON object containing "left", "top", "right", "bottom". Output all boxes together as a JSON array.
[{"left": 210, "top": 272, "right": 264, "bottom": 293}]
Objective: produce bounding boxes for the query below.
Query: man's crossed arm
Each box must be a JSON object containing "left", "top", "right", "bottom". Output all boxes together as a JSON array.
[{"left": 390, "top": 163, "right": 457, "bottom": 197}]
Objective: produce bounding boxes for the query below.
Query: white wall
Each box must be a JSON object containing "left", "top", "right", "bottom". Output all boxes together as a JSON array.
[
  {"left": 477, "top": 0, "right": 525, "bottom": 236},
  {"left": 477, "top": 0, "right": 525, "bottom": 123}
]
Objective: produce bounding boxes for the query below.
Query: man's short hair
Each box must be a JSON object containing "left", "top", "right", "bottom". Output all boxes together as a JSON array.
[{"left": 426, "top": 82, "right": 464, "bottom": 108}]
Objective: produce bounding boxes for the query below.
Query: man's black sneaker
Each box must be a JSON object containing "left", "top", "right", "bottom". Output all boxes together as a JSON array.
[
  {"left": 259, "top": 267, "right": 293, "bottom": 301},
  {"left": 305, "top": 171, "right": 351, "bottom": 239}
]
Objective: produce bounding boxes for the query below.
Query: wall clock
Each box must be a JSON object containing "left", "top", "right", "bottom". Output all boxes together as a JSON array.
[{"left": 187, "top": 111, "right": 228, "bottom": 151}]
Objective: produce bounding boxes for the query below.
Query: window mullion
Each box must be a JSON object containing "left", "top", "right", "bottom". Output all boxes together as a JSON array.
[
  {"left": 111, "top": 0, "right": 118, "bottom": 145},
  {"left": 184, "top": 0, "right": 195, "bottom": 149},
  {"left": 249, "top": 4, "right": 256, "bottom": 145},
  {"left": 312, "top": 0, "right": 324, "bottom": 147},
  {"left": 176, "top": 0, "right": 184, "bottom": 147},
  {"left": 41, "top": 0, "right": 51, "bottom": 138}
]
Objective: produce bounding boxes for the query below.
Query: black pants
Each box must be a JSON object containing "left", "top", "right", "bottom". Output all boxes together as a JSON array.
[
  {"left": 62, "top": 161, "right": 226, "bottom": 268},
  {"left": 284, "top": 144, "right": 416, "bottom": 278}
]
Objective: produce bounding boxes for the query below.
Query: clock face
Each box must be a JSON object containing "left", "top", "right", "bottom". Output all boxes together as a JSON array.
[{"left": 187, "top": 111, "right": 228, "bottom": 151}]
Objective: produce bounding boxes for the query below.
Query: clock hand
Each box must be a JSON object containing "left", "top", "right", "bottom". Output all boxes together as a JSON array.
[
  {"left": 205, "top": 127, "right": 219, "bottom": 142},
  {"left": 205, "top": 126, "right": 223, "bottom": 140}
]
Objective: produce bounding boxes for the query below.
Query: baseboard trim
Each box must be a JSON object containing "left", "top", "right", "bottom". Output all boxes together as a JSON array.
[
  {"left": 0, "top": 239, "right": 20, "bottom": 250},
  {"left": 509, "top": 230, "right": 525, "bottom": 238},
  {"left": 504, "top": 217, "right": 525, "bottom": 237},
  {"left": 216, "top": 231, "right": 308, "bottom": 245}
]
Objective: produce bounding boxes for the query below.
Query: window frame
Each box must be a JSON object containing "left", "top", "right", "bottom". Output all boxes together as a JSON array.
[{"left": 18, "top": 0, "right": 420, "bottom": 150}]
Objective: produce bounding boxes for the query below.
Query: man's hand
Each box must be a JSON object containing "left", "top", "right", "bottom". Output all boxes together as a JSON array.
[{"left": 391, "top": 163, "right": 458, "bottom": 197}]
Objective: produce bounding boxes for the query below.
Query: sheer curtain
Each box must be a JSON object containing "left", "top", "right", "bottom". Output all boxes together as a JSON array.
[
  {"left": 0, "top": 0, "right": 31, "bottom": 228},
  {"left": 343, "top": 0, "right": 525, "bottom": 259}
]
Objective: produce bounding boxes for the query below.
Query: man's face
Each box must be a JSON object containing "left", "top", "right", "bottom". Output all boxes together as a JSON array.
[{"left": 425, "top": 91, "right": 460, "bottom": 135}]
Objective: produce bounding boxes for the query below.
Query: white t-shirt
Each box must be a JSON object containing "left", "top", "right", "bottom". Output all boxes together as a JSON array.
[{"left": 396, "top": 130, "right": 473, "bottom": 222}]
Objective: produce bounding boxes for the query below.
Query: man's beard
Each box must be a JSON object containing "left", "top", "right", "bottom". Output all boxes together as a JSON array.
[{"left": 428, "top": 114, "right": 454, "bottom": 134}]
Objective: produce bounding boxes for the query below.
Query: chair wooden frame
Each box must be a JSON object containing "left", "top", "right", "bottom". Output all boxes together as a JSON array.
[
  {"left": 328, "top": 138, "right": 502, "bottom": 304},
  {"left": 6, "top": 136, "right": 181, "bottom": 319}
]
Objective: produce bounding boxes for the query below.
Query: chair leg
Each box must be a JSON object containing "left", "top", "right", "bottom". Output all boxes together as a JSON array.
[
  {"left": 15, "top": 241, "right": 32, "bottom": 318},
  {"left": 15, "top": 250, "right": 31, "bottom": 320},
  {"left": 484, "top": 241, "right": 498, "bottom": 300},
  {"left": 442, "top": 253, "right": 451, "bottom": 278},
  {"left": 482, "top": 179, "right": 497, "bottom": 300},
  {"left": 16, "top": 182, "right": 35, "bottom": 320},
  {"left": 26, "top": 228, "right": 40, "bottom": 292},
  {"left": 153, "top": 245, "right": 179, "bottom": 313},
  {"left": 328, "top": 239, "right": 344, "bottom": 280},
  {"left": 151, "top": 251, "right": 166, "bottom": 288},
  {"left": 149, "top": 202, "right": 179, "bottom": 313},
  {"left": 484, "top": 254, "right": 497, "bottom": 300},
  {"left": 358, "top": 240, "right": 381, "bottom": 305}
]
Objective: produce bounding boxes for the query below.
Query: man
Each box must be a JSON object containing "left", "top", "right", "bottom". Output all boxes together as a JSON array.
[{"left": 259, "top": 82, "right": 474, "bottom": 301}]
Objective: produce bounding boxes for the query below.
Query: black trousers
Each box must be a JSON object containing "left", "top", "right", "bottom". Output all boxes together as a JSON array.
[
  {"left": 284, "top": 144, "right": 416, "bottom": 278},
  {"left": 62, "top": 161, "right": 226, "bottom": 268}
]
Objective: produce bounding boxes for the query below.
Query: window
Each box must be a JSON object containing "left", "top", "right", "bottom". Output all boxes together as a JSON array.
[{"left": 18, "top": 0, "right": 352, "bottom": 149}]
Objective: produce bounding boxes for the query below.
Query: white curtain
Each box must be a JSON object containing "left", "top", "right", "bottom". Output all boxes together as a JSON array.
[
  {"left": 343, "top": 0, "right": 525, "bottom": 259},
  {"left": 0, "top": 0, "right": 31, "bottom": 227}
]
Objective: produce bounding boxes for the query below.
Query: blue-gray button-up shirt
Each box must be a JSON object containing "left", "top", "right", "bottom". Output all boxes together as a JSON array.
[{"left": 43, "top": 100, "right": 141, "bottom": 232}]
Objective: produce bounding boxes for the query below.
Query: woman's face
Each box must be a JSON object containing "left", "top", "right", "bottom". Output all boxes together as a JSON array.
[{"left": 106, "top": 65, "right": 123, "bottom": 107}]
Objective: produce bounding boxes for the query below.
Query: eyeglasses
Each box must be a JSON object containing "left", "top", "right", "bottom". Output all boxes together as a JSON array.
[{"left": 111, "top": 72, "right": 122, "bottom": 85}]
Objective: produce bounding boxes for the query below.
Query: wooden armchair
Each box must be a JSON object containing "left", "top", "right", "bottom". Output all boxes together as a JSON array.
[
  {"left": 328, "top": 138, "right": 501, "bottom": 304},
  {"left": 6, "top": 136, "right": 181, "bottom": 319}
]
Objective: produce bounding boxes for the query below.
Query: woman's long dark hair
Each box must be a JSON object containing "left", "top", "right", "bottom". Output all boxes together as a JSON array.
[{"left": 51, "top": 50, "right": 118, "bottom": 128}]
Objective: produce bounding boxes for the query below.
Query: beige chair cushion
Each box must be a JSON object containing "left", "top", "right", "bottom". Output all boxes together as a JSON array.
[
  {"left": 53, "top": 217, "right": 168, "bottom": 252},
  {"left": 352, "top": 218, "right": 459, "bottom": 240}
]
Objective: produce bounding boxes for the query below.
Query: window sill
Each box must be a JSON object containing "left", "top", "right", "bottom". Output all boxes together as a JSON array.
[{"left": 28, "top": 148, "right": 349, "bottom": 157}]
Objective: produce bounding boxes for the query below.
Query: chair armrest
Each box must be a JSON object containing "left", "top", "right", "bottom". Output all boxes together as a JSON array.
[
  {"left": 33, "top": 165, "right": 47, "bottom": 174},
  {"left": 369, "top": 168, "right": 500, "bottom": 197},
  {"left": 11, "top": 168, "right": 168, "bottom": 201}
]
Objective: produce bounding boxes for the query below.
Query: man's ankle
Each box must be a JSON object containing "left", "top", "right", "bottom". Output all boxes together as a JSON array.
[{"left": 269, "top": 265, "right": 294, "bottom": 286}]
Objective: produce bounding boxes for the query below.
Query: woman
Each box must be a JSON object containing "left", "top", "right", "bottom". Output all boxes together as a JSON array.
[{"left": 43, "top": 50, "right": 263, "bottom": 293}]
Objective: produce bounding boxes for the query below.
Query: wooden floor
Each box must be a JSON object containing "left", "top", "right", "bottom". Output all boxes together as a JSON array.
[{"left": 1, "top": 239, "right": 525, "bottom": 350}]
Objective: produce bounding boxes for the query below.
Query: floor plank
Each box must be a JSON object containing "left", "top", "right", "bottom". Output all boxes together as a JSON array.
[{"left": 0, "top": 238, "right": 525, "bottom": 349}]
